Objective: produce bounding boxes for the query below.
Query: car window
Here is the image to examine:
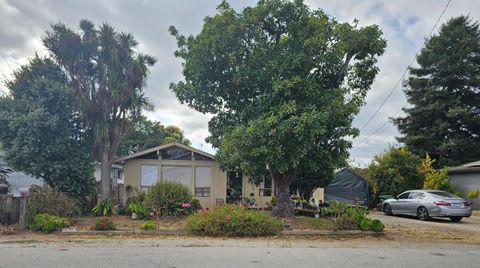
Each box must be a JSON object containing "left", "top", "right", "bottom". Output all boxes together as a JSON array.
[
  {"left": 409, "top": 192, "right": 425, "bottom": 199},
  {"left": 397, "top": 192, "right": 410, "bottom": 199},
  {"left": 428, "top": 191, "right": 456, "bottom": 198}
]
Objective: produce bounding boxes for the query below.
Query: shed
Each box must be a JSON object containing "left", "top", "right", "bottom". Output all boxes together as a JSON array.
[{"left": 325, "top": 168, "right": 369, "bottom": 205}]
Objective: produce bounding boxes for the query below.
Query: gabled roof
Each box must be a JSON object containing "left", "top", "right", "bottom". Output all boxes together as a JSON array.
[
  {"left": 448, "top": 160, "right": 480, "bottom": 173},
  {"left": 114, "top": 142, "right": 215, "bottom": 163}
]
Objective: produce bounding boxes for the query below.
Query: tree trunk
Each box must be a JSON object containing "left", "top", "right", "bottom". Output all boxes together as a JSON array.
[
  {"left": 99, "top": 148, "right": 112, "bottom": 202},
  {"left": 272, "top": 174, "right": 295, "bottom": 217}
]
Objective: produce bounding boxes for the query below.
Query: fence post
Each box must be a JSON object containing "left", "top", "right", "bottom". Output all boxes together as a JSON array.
[{"left": 18, "top": 197, "right": 26, "bottom": 230}]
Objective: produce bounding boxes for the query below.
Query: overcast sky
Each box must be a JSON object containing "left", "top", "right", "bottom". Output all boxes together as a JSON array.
[{"left": 1, "top": 0, "right": 478, "bottom": 167}]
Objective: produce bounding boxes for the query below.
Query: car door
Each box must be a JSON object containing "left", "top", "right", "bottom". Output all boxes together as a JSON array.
[
  {"left": 404, "top": 192, "right": 424, "bottom": 216},
  {"left": 390, "top": 192, "right": 411, "bottom": 214}
]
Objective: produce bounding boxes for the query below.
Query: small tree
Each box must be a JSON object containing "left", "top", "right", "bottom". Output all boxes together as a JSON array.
[
  {"left": 419, "top": 154, "right": 451, "bottom": 192},
  {"left": 368, "top": 147, "right": 423, "bottom": 201}
]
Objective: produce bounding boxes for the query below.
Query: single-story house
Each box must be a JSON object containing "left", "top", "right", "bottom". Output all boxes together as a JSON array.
[
  {"left": 325, "top": 168, "right": 369, "bottom": 205},
  {"left": 108, "top": 142, "right": 275, "bottom": 208},
  {"left": 448, "top": 160, "right": 480, "bottom": 209},
  {"left": 0, "top": 158, "right": 43, "bottom": 195}
]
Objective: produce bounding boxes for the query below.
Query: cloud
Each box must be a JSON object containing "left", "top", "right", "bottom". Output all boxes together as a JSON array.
[{"left": 1, "top": 0, "right": 478, "bottom": 162}]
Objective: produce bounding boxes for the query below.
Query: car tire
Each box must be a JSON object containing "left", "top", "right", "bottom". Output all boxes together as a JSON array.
[
  {"left": 417, "top": 206, "right": 429, "bottom": 221},
  {"left": 449, "top": 216, "right": 463, "bottom": 222},
  {"left": 383, "top": 204, "right": 392, "bottom": 216}
]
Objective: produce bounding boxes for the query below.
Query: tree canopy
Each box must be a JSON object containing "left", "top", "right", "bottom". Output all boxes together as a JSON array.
[
  {"left": 43, "top": 20, "right": 156, "bottom": 201},
  {"left": 117, "top": 115, "right": 191, "bottom": 156},
  {"left": 0, "top": 56, "right": 95, "bottom": 200},
  {"left": 170, "top": 0, "right": 386, "bottom": 216},
  {"left": 367, "top": 147, "right": 423, "bottom": 201},
  {"left": 393, "top": 16, "right": 480, "bottom": 167}
]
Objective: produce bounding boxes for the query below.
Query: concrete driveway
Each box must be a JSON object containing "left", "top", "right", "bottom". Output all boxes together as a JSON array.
[{"left": 370, "top": 211, "right": 480, "bottom": 241}]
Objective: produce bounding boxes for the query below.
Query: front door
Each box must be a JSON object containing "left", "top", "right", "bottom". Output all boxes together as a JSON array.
[{"left": 226, "top": 171, "right": 243, "bottom": 204}]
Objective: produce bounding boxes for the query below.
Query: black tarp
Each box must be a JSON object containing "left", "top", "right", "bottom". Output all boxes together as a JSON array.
[{"left": 325, "top": 168, "right": 369, "bottom": 205}]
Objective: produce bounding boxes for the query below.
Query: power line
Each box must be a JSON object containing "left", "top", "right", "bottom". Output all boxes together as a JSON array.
[{"left": 357, "top": 0, "right": 452, "bottom": 133}]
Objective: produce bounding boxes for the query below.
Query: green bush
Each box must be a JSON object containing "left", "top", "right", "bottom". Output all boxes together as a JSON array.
[
  {"left": 26, "top": 185, "right": 77, "bottom": 226},
  {"left": 94, "top": 217, "right": 115, "bottom": 231},
  {"left": 127, "top": 202, "right": 149, "bottom": 220},
  {"left": 468, "top": 190, "right": 480, "bottom": 199},
  {"left": 31, "top": 213, "right": 69, "bottom": 233},
  {"left": 140, "top": 220, "right": 156, "bottom": 230},
  {"left": 186, "top": 205, "right": 283, "bottom": 236},
  {"left": 144, "top": 181, "right": 196, "bottom": 217},
  {"left": 92, "top": 199, "right": 117, "bottom": 216},
  {"left": 329, "top": 201, "right": 384, "bottom": 232}
]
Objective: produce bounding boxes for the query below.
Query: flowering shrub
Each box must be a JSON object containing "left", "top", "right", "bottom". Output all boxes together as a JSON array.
[
  {"left": 31, "top": 213, "right": 69, "bottom": 233},
  {"left": 187, "top": 205, "right": 283, "bottom": 236},
  {"left": 94, "top": 217, "right": 115, "bottom": 231}
]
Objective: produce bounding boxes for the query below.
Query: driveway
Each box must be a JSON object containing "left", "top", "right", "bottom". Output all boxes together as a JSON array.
[{"left": 370, "top": 211, "right": 480, "bottom": 242}]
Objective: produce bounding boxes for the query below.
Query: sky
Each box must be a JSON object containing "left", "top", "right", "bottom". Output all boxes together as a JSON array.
[{"left": 1, "top": 0, "right": 478, "bottom": 167}]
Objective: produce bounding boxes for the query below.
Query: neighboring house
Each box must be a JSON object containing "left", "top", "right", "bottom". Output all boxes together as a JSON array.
[
  {"left": 93, "top": 163, "right": 124, "bottom": 204},
  {"left": 448, "top": 160, "right": 480, "bottom": 210},
  {"left": 325, "top": 168, "right": 369, "bottom": 205},
  {"left": 112, "top": 142, "right": 274, "bottom": 208},
  {"left": 0, "top": 158, "right": 43, "bottom": 195}
]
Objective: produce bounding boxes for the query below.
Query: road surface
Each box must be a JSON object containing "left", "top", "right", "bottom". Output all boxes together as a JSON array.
[{"left": 0, "top": 238, "right": 478, "bottom": 268}]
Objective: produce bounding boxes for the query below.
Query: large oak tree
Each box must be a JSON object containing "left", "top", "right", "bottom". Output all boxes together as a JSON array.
[
  {"left": 43, "top": 20, "right": 156, "bottom": 201},
  {"left": 393, "top": 16, "right": 480, "bottom": 167},
  {"left": 170, "top": 0, "right": 386, "bottom": 216}
]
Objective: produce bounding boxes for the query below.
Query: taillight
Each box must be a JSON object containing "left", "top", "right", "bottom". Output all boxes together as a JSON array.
[
  {"left": 464, "top": 202, "right": 472, "bottom": 207},
  {"left": 434, "top": 201, "right": 451, "bottom": 206}
]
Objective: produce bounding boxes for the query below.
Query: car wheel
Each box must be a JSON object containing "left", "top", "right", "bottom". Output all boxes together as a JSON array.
[
  {"left": 417, "top": 207, "right": 429, "bottom": 221},
  {"left": 383, "top": 204, "right": 392, "bottom": 216},
  {"left": 449, "top": 216, "right": 463, "bottom": 222}
]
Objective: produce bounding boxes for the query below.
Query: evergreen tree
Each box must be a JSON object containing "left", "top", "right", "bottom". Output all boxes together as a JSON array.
[{"left": 393, "top": 16, "right": 480, "bottom": 167}]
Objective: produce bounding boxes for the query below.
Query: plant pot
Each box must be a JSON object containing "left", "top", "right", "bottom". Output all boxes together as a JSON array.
[{"left": 131, "top": 212, "right": 138, "bottom": 220}]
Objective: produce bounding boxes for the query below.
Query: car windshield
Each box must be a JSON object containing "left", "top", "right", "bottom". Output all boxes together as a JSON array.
[{"left": 428, "top": 191, "right": 458, "bottom": 198}]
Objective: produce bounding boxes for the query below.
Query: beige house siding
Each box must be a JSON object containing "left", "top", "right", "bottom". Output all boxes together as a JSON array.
[
  {"left": 242, "top": 175, "right": 275, "bottom": 207},
  {"left": 122, "top": 158, "right": 227, "bottom": 208}
]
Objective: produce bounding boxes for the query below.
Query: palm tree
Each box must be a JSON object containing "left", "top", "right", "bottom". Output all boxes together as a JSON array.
[{"left": 43, "top": 20, "right": 156, "bottom": 201}]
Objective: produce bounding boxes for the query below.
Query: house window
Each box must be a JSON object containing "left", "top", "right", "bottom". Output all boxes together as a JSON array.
[
  {"left": 141, "top": 165, "right": 157, "bottom": 191},
  {"left": 259, "top": 175, "right": 272, "bottom": 197},
  {"left": 161, "top": 165, "right": 192, "bottom": 189},
  {"left": 161, "top": 147, "right": 192, "bottom": 160},
  {"left": 195, "top": 167, "right": 211, "bottom": 197}
]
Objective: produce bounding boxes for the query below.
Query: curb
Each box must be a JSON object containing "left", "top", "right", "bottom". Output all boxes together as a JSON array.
[{"left": 60, "top": 228, "right": 381, "bottom": 237}]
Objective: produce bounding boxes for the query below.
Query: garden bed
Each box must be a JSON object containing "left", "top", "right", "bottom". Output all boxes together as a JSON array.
[{"left": 69, "top": 215, "right": 188, "bottom": 230}]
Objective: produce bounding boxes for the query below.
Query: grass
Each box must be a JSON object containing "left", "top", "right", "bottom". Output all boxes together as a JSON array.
[{"left": 305, "top": 217, "right": 335, "bottom": 230}]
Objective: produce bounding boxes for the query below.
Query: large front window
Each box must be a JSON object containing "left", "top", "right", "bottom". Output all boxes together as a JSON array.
[
  {"left": 161, "top": 165, "right": 192, "bottom": 188},
  {"left": 195, "top": 167, "right": 211, "bottom": 197},
  {"left": 141, "top": 165, "right": 157, "bottom": 191},
  {"left": 259, "top": 175, "right": 272, "bottom": 197}
]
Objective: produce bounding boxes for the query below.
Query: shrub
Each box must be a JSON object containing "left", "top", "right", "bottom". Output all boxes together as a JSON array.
[
  {"left": 26, "top": 185, "right": 77, "bottom": 226},
  {"left": 144, "top": 181, "right": 196, "bottom": 217},
  {"left": 468, "top": 190, "right": 480, "bottom": 199},
  {"left": 140, "top": 220, "right": 156, "bottom": 230},
  {"left": 187, "top": 205, "right": 283, "bottom": 236},
  {"left": 94, "top": 217, "right": 115, "bottom": 231},
  {"left": 127, "top": 202, "right": 149, "bottom": 220},
  {"left": 329, "top": 201, "right": 384, "bottom": 232},
  {"left": 92, "top": 199, "right": 117, "bottom": 216},
  {"left": 31, "top": 213, "right": 69, "bottom": 233}
]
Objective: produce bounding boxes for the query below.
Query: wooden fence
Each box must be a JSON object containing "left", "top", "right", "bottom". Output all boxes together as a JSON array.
[{"left": 0, "top": 194, "right": 22, "bottom": 225}]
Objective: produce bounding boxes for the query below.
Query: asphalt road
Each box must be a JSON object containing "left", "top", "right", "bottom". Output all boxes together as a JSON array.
[{"left": 1, "top": 238, "right": 479, "bottom": 268}]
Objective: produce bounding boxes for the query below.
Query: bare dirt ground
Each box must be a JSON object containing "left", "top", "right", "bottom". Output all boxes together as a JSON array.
[
  {"left": 370, "top": 211, "right": 480, "bottom": 243},
  {"left": 70, "top": 215, "right": 188, "bottom": 230}
]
